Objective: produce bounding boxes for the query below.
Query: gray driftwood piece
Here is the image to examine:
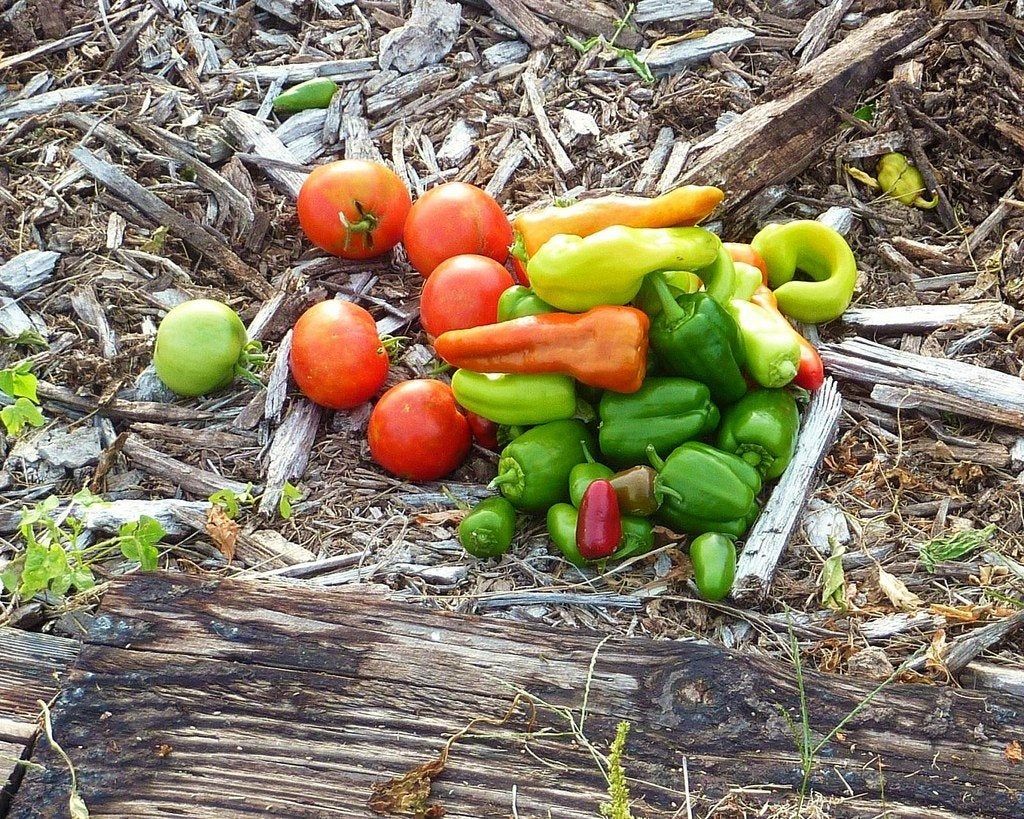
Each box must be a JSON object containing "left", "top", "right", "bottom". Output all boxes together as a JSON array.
[
  {"left": 842, "top": 301, "right": 1016, "bottom": 335},
  {"left": 641, "top": 27, "right": 754, "bottom": 75},
  {"left": 521, "top": 69, "right": 573, "bottom": 174},
  {"left": 733, "top": 378, "right": 843, "bottom": 604},
  {"left": 480, "top": 0, "right": 555, "bottom": 47},
  {"left": 0, "top": 251, "right": 59, "bottom": 297},
  {"left": 70, "top": 148, "right": 271, "bottom": 298},
  {"left": 0, "top": 85, "right": 125, "bottom": 124},
  {"left": 634, "top": 0, "right": 712, "bottom": 24},
  {"left": 222, "top": 57, "right": 377, "bottom": 84},
  {"left": 122, "top": 437, "right": 252, "bottom": 497},
  {"left": 223, "top": 110, "right": 308, "bottom": 199},
  {"left": 258, "top": 399, "right": 322, "bottom": 516},
  {"left": 962, "top": 661, "right": 1024, "bottom": 697},
  {"left": 0, "top": 297, "right": 43, "bottom": 338},
  {"left": 819, "top": 337, "right": 1024, "bottom": 429},
  {"left": 682, "top": 10, "right": 927, "bottom": 217},
  {"left": 795, "top": 0, "right": 855, "bottom": 65}
]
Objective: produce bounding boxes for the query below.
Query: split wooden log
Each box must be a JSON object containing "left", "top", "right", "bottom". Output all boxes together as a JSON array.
[
  {"left": 222, "top": 110, "right": 308, "bottom": 199},
  {"left": 258, "top": 399, "right": 322, "bottom": 516},
  {"left": 819, "top": 337, "right": 1024, "bottom": 429},
  {"left": 122, "top": 437, "right": 253, "bottom": 497},
  {"left": 842, "top": 301, "right": 1016, "bottom": 336},
  {"left": 0, "top": 85, "right": 125, "bottom": 124},
  {"left": 0, "top": 629, "right": 79, "bottom": 744},
  {"left": 962, "top": 661, "right": 1024, "bottom": 697},
  {"left": 682, "top": 10, "right": 928, "bottom": 219},
  {"left": 733, "top": 378, "right": 843, "bottom": 604},
  {"left": 132, "top": 423, "right": 254, "bottom": 451},
  {"left": 36, "top": 381, "right": 215, "bottom": 424},
  {"left": 70, "top": 148, "right": 272, "bottom": 299}
]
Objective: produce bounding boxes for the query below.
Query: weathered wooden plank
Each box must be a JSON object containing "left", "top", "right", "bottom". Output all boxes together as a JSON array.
[
  {"left": 0, "top": 629, "right": 80, "bottom": 743},
  {"left": 9, "top": 573, "right": 1023, "bottom": 818},
  {"left": 683, "top": 10, "right": 927, "bottom": 218},
  {"left": 121, "top": 436, "right": 252, "bottom": 497},
  {"left": 842, "top": 301, "right": 1016, "bottom": 335}
]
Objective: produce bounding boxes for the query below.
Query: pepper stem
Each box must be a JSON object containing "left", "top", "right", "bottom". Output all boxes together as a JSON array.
[
  {"left": 645, "top": 444, "right": 666, "bottom": 471},
  {"left": 488, "top": 472, "right": 516, "bottom": 489},
  {"left": 648, "top": 272, "right": 685, "bottom": 324}
]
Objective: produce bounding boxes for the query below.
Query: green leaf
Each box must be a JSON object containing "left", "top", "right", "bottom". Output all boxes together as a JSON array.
[
  {"left": 853, "top": 103, "right": 875, "bottom": 122},
  {"left": 118, "top": 516, "right": 165, "bottom": 572},
  {"left": 567, "top": 34, "right": 599, "bottom": 54},
  {"left": 0, "top": 361, "right": 39, "bottom": 402},
  {"left": 209, "top": 488, "right": 240, "bottom": 518},
  {"left": 279, "top": 482, "right": 302, "bottom": 520},
  {"left": 820, "top": 542, "right": 847, "bottom": 611},
  {"left": 20, "top": 541, "right": 69, "bottom": 599},
  {"left": 72, "top": 487, "right": 105, "bottom": 507},
  {"left": 69, "top": 564, "right": 95, "bottom": 592},
  {"left": 141, "top": 225, "right": 169, "bottom": 254},
  {"left": 1, "top": 396, "right": 45, "bottom": 436},
  {"left": 918, "top": 525, "right": 997, "bottom": 572},
  {"left": 2, "top": 555, "right": 24, "bottom": 594},
  {"left": 0, "top": 330, "right": 48, "bottom": 350}
]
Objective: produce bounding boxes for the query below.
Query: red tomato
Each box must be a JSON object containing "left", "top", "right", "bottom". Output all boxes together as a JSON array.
[
  {"left": 724, "top": 242, "right": 769, "bottom": 286},
  {"left": 297, "top": 160, "right": 411, "bottom": 259},
  {"left": 419, "top": 254, "right": 514, "bottom": 338},
  {"left": 403, "top": 182, "right": 513, "bottom": 277},
  {"left": 290, "top": 300, "right": 388, "bottom": 409},
  {"left": 368, "top": 380, "right": 472, "bottom": 481},
  {"left": 464, "top": 411, "right": 500, "bottom": 451}
]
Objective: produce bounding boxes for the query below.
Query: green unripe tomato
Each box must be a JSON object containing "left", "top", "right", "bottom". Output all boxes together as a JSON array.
[
  {"left": 153, "top": 299, "right": 248, "bottom": 397},
  {"left": 690, "top": 532, "right": 737, "bottom": 601}
]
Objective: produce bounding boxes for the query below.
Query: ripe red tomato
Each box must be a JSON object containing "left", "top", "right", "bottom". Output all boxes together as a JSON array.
[
  {"left": 290, "top": 300, "right": 388, "bottom": 409},
  {"left": 403, "top": 182, "right": 513, "bottom": 277},
  {"left": 368, "top": 380, "right": 472, "bottom": 481},
  {"left": 297, "top": 160, "right": 411, "bottom": 259},
  {"left": 419, "top": 254, "right": 514, "bottom": 338}
]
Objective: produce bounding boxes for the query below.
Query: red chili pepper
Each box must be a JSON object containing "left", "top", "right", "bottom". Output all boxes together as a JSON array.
[
  {"left": 464, "top": 411, "right": 500, "bottom": 450},
  {"left": 750, "top": 285, "right": 825, "bottom": 391},
  {"left": 576, "top": 479, "right": 622, "bottom": 560}
]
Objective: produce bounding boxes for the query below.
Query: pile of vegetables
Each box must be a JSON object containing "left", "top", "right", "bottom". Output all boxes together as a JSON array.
[{"left": 148, "top": 154, "right": 859, "bottom": 602}]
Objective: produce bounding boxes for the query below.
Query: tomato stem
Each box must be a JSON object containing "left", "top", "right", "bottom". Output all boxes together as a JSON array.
[{"left": 339, "top": 200, "right": 378, "bottom": 249}]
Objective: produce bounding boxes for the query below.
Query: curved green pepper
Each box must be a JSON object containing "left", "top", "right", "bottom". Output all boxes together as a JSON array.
[
  {"left": 716, "top": 389, "right": 800, "bottom": 481},
  {"left": 751, "top": 220, "right": 858, "bottom": 324},
  {"left": 528, "top": 225, "right": 721, "bottom": 312},
  {"left": 646, "top": 273, "right": 748, "bottom": 406},
  {"left": 649, "top": 442, "right": 761, "bottom": 538},
  {"left": 452, "top": 370, "right": 576, "bottom": 426},
  {"left": 598, "top": 377, "right": 720, "bottom": 465},
  {"left": 690, "top": 533, "right": 736, "bottom": 601},
  {"left": 458, "top": 497, "right": 516, "bottom": 558},
  {"left": 491, "top": 419, "right": 595, "bottom": 511},
  {"left": 727, "top": 299, "right": 800, "bottom": 388},
  {"left": 497, "top": 285, "right": 557, "bottom": 321},
  {"left": 546, "top": 503, "right": 654, "bottom": 567},
  {"left": 569, "top": 461, "right": 614, "bottom": 507},
  {"left": 693, "top": 245, "right": 737, "bottom": 306},
  {"left": 273, "top": 77, "right": 339, "bottom": 113}
]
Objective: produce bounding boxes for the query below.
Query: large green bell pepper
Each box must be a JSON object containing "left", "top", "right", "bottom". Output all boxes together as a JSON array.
[
  {"left": 716, "top": 389, "right": 800, "bottom": 480},
  {"left": 546, "top": 503, "right": 654, "bottom": 567},
  {"left": 527, "top": 225, "right": 721, "bottom": 312},
  {"left": 649, "top": 442, "right": 761, "bottom": 538},
  {"left": 452, "top": 370, "right": 576, "bottom": 426},
  {"left": 491, "top": 419, "right": 595, "bottom": 511},
  {"left": 598, "top": 377, "right": 720, "bottom": 465},
  {"left": 645, "top": 273, "right": 748, "bottom": 406}
]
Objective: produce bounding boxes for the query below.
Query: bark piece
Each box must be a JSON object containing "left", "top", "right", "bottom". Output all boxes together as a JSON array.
[
  {"left": 223, "top": 57, "right": 377, "bottom": 84},
  {"left": 0, "top": 85, "right": 125, "bottom": 124},
  {"left": 258, "top": 399, "right": 322, "bottom": 516},
  {"left": 482, "top": 0, "right": 556, "bottom": 47},
  {"left": 642, "top": 27, "right": 755, "bottom": 76},
  {"left": 634, "top": 0, "right": 712, "bottom": 24},
  {"left": 378, "top": 0, "right": 461, "bottom": 73},
  {"left": 842, "top": 302, "right": 1015, "bottom": 336},
  {"left": 795, "top": 0, "right": 855, "bottom": 65},
  {"left": 0, "top": 251, "right": 59, "bottom": 297},
  {"left": 122, "top": 436, "right": 253, "bottom": 497},
  {"left": 521, "top": 69, "right": 573, "bottom": 175},
  {"left": 223, "top": 110, "right": 309, "bottom": 199},
  {"left": 733, "top": 378, "right": 843, "bottom": 604},
  {"left": 682, "top": 10, "right": 928, "bottom": 218},
  {"left": 70, "top": 285, "right": 118, "bottom": 359}
]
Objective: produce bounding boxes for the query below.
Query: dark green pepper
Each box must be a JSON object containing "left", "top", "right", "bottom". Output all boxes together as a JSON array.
[
  {"left": 273, "top": 77, "right": 339, "bottom": 113},
  {"left": 458, "top": 497, "right": 516, "bottom": 558},
  {"left": 690, "top": 533, "right": 736, "bottom": 601},
  {"left": 569, "top": 461, "right": 614, "bottom": 507},
  {"left": 598, "top": 377, "right": 720, "bottom": 465},
  {"left": 546, "top": 503, "right": 654, "bottom": 567},
  {"left": 491, "top": 419, "right": 595, "bottom": 511},
  {"left": 645, "top": 273, "right": 748, "bottom": 406},
  {"left": 608, "top": 466, "right": 659, "bottom": 516},
  {"left": 497, "top": 285, "right": 557, "bottom": 321},
  {"left": 716, "top": 389, "right": 800, "bottom": 481},
  {"left": 649, "top": 442, "right": 761, "bottom": 538}
]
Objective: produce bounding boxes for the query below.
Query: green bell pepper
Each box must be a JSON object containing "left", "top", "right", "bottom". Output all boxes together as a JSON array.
[
  {"left": 497, "top": 285, "right": 557, "bottom": 321},
  {"left": 649, "top": 442, "right": 761, "bottom": 538},
  {"left": 645, "top": 273, "right": 748, "bottom": 406},
  {"left": 690, "top": 533, "right": 736, "bottom": 601},
  {"left": 527, "top": 225, "right": 721, "bottom": 312},
  {"left": 751, "top": 220, "right": 858, "bottom": 324},
  {"left": 458, "top": 497, "right": 516, "bottom": 558},
  {"left": 546, "top": 503, "right": 654, "bottom": 567},
  {"left": 598, "top": 377, "right": 720, "bottom": 465},
  {"left": 491, "top": 419, "right": 595, "bottom": 511},
  {"left": 716, "top": 389, "right": 800, "bottom": 481},
  {"left": 451, "top": 370, "right": 576, "bottom": 426}
]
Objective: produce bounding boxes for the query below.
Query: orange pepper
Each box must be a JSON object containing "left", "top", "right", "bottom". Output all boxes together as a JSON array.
[
  {"left": 434, "top": 306, "right": 649, "bottom": 393},
  {"left": 750, "top": 286, "right": 825, "bottom": 391},
  {"left": 724, "top": 242, "right": 769, "bottom": 286},
  {"left": 513, "top": 186, "right": 724, "bottom": 260}
]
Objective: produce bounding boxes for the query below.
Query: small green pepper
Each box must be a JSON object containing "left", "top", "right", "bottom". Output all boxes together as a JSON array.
[
  {"left": 569, "top": 461, "right": 615, "bottom": 507},
  {"left": 458, "top": 497, "right": 516, "bottom": 558},
  {"left": 451, "top": 370, "right": 576, "bottom": 426},
  {"left": 716, "top": 389, "right": 800, "bottom": 480},
  {"left": 690, "top": 533, "right": 737, "bottom": 601},
  {"left": 497, "top": 285, "right": 557, "bottom": 321},
  {"left": 546, "top": 503, "right": 654, "bottom": 567},
  {"left": 272, "top": 77, "right": 339, "bottom": 113},
  {"left": 491, "top": 420, "right": 595, "bottom": 511},
  {"left": 751, "top": 220, "right": 858, "bottom": 324}
]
